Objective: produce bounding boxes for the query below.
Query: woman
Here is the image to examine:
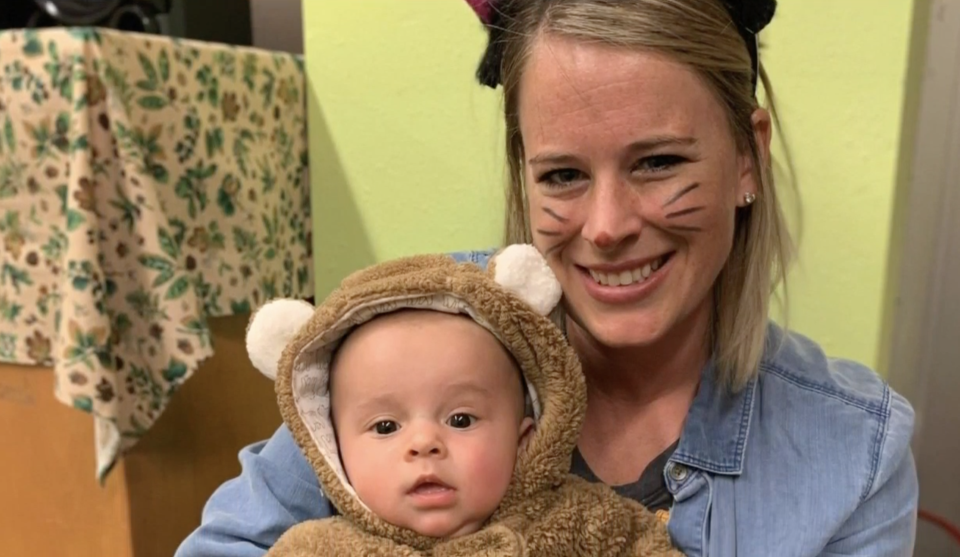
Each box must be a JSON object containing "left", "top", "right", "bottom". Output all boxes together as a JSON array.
[{"left": 177, "top": 0, "right": 918, "bottom": 555}]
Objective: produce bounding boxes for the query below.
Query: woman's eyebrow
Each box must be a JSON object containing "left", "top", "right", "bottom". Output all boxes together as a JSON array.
[
  {"left": 527, "top": 135, "right": 697, "bottom": 166},
  {"left": 527, "top": 152, "right": 580, "bottom": 166},
  {"left": 625, "top": 135, "right": 698, "bottom": 153}
]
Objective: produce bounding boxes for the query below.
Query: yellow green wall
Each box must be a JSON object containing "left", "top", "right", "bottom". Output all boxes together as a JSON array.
[
  {"left": 303, "top": 1, "right": 504, "bottom": 298},
  {"left": 303, "top": 0, "right": 919, "bottom": 370},
  {"left": 762, "top": 1, "right": 918, "bottom": 370}
]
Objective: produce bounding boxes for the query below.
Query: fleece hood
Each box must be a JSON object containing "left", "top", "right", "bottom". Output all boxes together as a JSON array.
[{"left": 245, "top": 245, "right": 586, "bottom": 551}]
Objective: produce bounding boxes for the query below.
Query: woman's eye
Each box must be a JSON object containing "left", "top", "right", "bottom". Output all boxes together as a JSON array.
[
  {"left": 538, "top": 168, "right": 587, "bottom": 188},
  {"left": 447, "top": 414, "right": 475, "bottom": 429},
  {"left": 373, "top": 420, "right": 398, "bottom": 435},
  {"left": 636, "top": 155, "right": 686, "bottom": 173}
]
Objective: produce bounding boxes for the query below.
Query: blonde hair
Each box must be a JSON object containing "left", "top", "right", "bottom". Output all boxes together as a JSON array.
[{"left": 495, "top": 0, "right": 794, "bottom": 390}]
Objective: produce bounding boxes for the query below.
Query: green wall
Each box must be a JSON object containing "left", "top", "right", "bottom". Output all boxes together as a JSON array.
[
  {"left": 304, "top": 1, "right": 503, "bottom": 298},
  {"left": 762, "top": 1, "right": 918, "bottom": 370},
  {"left": 303, "top": 0, "right": 919, "bottom": 370}
]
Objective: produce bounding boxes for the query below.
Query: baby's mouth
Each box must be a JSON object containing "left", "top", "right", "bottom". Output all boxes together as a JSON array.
[
  {"left": 409, "top": 475, "right": 454, "bottom": 495},
  {"left": 411, "top": 483, "right": 452, "bottom": 495}
]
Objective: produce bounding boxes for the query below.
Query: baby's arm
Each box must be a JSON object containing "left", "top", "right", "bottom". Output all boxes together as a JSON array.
[
  {"left": 531, "top": 476, "right": 683, "bottom": 556},
  {"left": 617, "top": 499, "right": 684, "bottom": 557},
  {"left": 266, "top": 518, "right": 419, "bottom": 557},
  {"left": 589, "top": 484, "right": 684, "bottom": 557}
]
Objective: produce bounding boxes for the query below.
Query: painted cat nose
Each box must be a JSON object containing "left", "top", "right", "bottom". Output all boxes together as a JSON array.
[{"left": 582, "top": 181, "right": 644, "bottom": 250}]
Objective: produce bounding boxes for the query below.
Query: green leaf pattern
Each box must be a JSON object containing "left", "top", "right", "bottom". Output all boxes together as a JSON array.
[{"left": 0, "top": 28, "right": 311, "bottom": 478}]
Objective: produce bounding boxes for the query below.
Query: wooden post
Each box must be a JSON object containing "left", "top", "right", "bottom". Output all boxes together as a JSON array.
[{"left": 0, "top": 314, "right": 283, "bottom": 556}]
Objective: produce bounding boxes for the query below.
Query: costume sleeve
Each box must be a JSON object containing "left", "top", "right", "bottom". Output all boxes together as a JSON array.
[
  {"left": 593, "top": 490, "right": 682, "bottom": 557},
  {"left": 507, "top": 479, "right": 681, "bottom": 556},
  {"left": 175, "top": 425, "right": 332, "bottom": 557},
  {"left": 821, "top": 390, "right": 918, "bottom": 556}
]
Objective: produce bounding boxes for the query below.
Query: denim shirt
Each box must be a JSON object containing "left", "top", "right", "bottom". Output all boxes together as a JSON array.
[{"left": 176, "top": 250, "right": 918, "bottom": 557}]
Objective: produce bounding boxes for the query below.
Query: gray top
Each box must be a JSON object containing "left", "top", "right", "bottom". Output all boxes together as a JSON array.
[{"left": 570, "top": 442, "right": 678, "bottom": 512}]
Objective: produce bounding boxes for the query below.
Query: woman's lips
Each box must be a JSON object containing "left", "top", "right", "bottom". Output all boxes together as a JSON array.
[{"left": 578, "top": 253, "right": 674, "bottom": 304}]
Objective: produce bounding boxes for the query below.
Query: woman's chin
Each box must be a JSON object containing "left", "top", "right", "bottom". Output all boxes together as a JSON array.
[
  {"left": 594, "top": 328, "right": 664, "bottom": 350},
  {"left": 571, "top": 311, "right": 669, "bottom": 350}
]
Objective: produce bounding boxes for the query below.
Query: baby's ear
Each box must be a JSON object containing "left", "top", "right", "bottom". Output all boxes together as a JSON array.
[
  {"left": 518, "top": 417, "right": 536, "bottom": 454},
  {"left": 488, "top": 244, "right": 562, "bottom": 316},
  {"left": 245, "top": 298, "right": 316, "bottom": 380}
]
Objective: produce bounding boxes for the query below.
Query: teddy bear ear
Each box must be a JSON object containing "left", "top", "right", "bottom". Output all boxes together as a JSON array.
[
  {"left": 246, "top": 298, "right": 316, "bottom": 380},
  {"left": 491, "top": 244, "right": 562, "bottom": 316}
]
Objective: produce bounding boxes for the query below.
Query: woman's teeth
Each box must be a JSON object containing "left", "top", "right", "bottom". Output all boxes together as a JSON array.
[{"left": 589, "top": 257, "right": 665, "bottom": 287}]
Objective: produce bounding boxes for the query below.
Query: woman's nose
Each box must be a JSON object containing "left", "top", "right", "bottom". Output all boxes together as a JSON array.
[
  {"left": 580, "top": 176, "right": 644, "bottom": 250},
  {"left": 405, "top": 425, "right": 447, "bottom": 459}
]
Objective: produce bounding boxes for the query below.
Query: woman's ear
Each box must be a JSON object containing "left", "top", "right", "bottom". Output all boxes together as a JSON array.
[
  {"left": 739, "top": 107, "right": 772, "bottom": 203},
  {"left": 518, "top": 417, "right": 536, "bottom": 453},
  {"left": 752, "top": 107, "right": 773, "bottom": 165}
]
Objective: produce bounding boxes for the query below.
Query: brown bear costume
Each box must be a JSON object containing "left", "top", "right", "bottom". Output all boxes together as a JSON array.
[{"left": 245, "top": 245, "right": 682, "bottom": 556}]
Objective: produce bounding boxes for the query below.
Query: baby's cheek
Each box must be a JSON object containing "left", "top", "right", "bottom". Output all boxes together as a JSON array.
[
  {"left": 345, "top": 445, "right": 400, "bottom": 517},
  {"left": 461, "top": 440, "right": 519, "bottom": 511}
]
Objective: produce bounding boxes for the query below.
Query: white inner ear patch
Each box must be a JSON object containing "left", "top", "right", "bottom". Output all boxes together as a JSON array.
[
  {"left": 493, "top": 245, "right": 562, "bottom": 316},
  {"left": 290, "top": 294, "right": 542, "bottom": 511}
]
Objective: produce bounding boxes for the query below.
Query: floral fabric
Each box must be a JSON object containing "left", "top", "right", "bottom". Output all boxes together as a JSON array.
[{"left": 0, "top": 27, "right": 312, "bottom": 479}]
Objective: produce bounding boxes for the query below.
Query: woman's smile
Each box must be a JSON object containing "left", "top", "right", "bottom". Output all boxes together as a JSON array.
[{"left": 577, "top": 252, "right": 675, "bottom": 305}]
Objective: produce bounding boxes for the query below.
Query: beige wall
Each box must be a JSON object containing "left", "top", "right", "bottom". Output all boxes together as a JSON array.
[{"left": 885, "top": 1, "right": 960, "bottom": 554}]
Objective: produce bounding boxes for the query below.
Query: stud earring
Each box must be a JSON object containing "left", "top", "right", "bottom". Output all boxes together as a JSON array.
[{"left": 743, "top": 192, "right": 757, "bottom": 205}]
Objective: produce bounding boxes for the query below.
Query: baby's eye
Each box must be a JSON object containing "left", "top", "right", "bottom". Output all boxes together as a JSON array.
[
  {"left": 447, "top": 414, "right": 476, "bottom": 429},
  {"left": 373, "top": 420, "right": 398, "bottom": 435}
]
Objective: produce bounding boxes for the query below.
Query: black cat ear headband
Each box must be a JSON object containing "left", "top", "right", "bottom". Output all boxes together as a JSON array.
[
  {"left": 723, "top": 0, "right": 777, "bottom": 90},
  {"left": 468, "top": 0, "right": 777, "bottom": 91}
]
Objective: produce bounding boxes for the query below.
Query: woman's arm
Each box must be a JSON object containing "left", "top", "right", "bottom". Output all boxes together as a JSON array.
[
  {"left": 175, "top": 424, "right": 332, "bottom": 557},
  {"left": 822, "top": 391, "right": 919, "bottom": 556}
]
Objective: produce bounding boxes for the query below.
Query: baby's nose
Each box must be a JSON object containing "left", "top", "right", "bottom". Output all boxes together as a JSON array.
[{"left": 406, "top": 426, "right": 447, "bottom": 459}]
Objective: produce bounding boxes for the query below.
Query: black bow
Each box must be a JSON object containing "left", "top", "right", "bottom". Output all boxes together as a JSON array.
[
  {"left": 723, "top": 0, "right": 777, "bottom": 34},
  {"left": 723, "top": 0, "right": 778, "bottom": 89},
  {"left": 475, "top": 0, "right": 777, "bottom": 90},
  {"left": 475, "top": 0, "right": 523, "bottom": 89}
]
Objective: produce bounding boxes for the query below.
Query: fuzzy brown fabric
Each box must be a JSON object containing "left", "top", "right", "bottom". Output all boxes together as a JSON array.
[{"left": 264, "top": 252, "right": 682, "bottom": 556}]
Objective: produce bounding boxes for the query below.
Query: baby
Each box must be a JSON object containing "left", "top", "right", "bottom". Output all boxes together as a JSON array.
[
  {"left": 330, "top": 309, "right": 534, "bottom": 539},
  {"left": 245, "top": 245, "right": 681, "bottom": 556}
]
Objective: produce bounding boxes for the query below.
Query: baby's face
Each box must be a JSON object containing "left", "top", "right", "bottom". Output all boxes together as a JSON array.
[{"left": 331, "top": 310, "right": 533, "bottom": 539}]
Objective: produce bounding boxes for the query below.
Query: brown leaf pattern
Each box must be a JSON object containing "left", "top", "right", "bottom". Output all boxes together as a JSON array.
[{"left": 0, "top": 28, "right": 312, "bottom": 479}]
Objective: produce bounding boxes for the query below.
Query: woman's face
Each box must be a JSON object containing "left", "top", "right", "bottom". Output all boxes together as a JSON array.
[{"left": 519, "top": 35, "right": 765, "bottom": 349}]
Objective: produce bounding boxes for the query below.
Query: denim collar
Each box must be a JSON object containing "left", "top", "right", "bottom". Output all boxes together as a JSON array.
[{"left": 671, "top": 359, "right": 758, "bottom": 476}]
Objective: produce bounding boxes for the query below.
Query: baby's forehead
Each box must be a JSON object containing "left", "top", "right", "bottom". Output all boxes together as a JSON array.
[
  {"left": 336, "top": 367, "right": 523, "bottom": 411},
  {"left": 330, "top": 309, "right": 525, "bottom": 395},
  {"left": 337, "top": 308, "right": 515, "bottom": 360}
]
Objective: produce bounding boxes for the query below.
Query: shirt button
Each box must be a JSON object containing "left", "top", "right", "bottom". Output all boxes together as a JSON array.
[{"left": 668, "top": 463, "right": 689, "bottom": 482}]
